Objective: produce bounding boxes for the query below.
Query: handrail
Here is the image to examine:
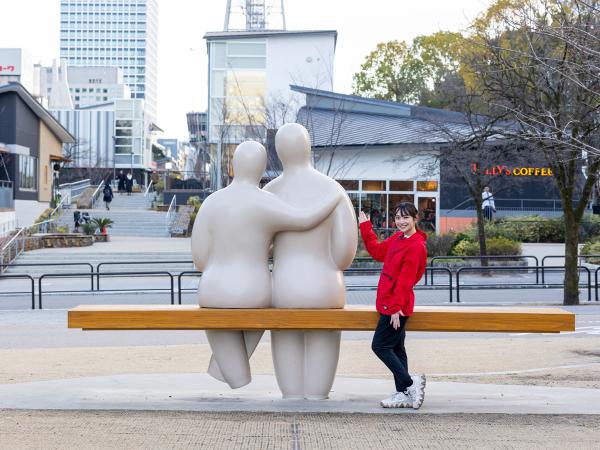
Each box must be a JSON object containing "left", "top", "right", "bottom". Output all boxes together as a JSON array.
[
  {"left": 165, "top": 195, "right": 177, "bottom": 233},
  {"left": 90, "top": 180, "right": 104, "bottom": 209},
  {"left": 0, "top": 274, "right": 35, "bottom": 309},
  {"left": 144, "top": 180, "right": 153, "bottom": 197},
  {"left": 455, "top": 265, "right": 592, "bottom": 303}
]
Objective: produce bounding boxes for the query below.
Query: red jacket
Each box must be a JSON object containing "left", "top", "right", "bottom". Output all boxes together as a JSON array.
[{"left": 359, "top": 221, "right": 427, "bottom": 316}]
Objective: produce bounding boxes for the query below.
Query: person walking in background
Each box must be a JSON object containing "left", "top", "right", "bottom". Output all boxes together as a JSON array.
[
  {"left": 359, "top": 202, "right": 428, "bottom": 409},
  {"left": 102, "top": 181, "right": 113, "bottom": 210},
  {"left": 125, "top": 172, "right": 133, "bottom": 196},
  {"left": 117, "top": 170, "right": 126, "bottom": 194},
  {"left": 482, "top": 186, "right": 496, "bottom": 221}
]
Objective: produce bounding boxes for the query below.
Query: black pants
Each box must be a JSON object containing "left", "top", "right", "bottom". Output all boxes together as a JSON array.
[
  {"left": 483, "top": 206, "right": 493, "bottom": 221},
  {"left": 371, "top": 313, "right": 413, "bottom": 392}
]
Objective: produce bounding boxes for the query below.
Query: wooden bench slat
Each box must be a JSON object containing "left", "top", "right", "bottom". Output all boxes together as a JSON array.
[{"left": 68, "top": 306, "right": 575, "bottom": 333}]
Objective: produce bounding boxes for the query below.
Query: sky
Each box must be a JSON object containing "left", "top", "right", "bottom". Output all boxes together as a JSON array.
[{"left": 1, "top": 0, "right": 492, "bottom": 140}]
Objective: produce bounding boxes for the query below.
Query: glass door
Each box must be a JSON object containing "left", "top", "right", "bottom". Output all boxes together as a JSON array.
[{"left": 416, "top": 195, "right": 438, "bottom": 234}]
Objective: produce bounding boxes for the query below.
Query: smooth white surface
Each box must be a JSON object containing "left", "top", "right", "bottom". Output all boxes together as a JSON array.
[
  {"left": 191, "top": 140, "right": 340, "bottom": 389},
  {"left": 265, "top": 123, "right": 358, "bottom": 398}
]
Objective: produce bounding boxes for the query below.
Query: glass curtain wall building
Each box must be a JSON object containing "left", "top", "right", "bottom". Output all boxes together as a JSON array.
[
  {"left": 208, "top": 39, "right": 267, "bottom": 186},
  {"left": 59, "top": 0, "right": 158, "bottom": 122}
]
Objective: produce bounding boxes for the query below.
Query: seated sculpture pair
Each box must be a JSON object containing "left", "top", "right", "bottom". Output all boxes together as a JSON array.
[{"left": 191, "top": 123, "right": 358, "bottom": 399}]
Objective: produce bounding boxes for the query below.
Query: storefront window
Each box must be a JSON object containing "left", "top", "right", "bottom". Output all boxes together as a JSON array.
[
  {"left": 347, "top": 192, "right": 360, "bottom": 218},
  {"left": 390, "top": 180, "right": 413, "bottom": 191},
  {"left": 417, "top": 197, "right": 437, "bottom": 233},
  {"left": 361, "top": 193, "right": 387, "bottom": 227},
  {"left": 417, "top": 181, "right": 438, "bottom": 191},
  {"left": 338, "top": 180, "right": 359, "bottom": 191},
  {"left": 362, "top": 180, "right": 385, "bottom": 191}
]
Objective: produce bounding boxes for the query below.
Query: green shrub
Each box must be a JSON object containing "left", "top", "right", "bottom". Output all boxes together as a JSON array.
[
  {"left": 82, "top": 223, "right": 97, "bottom": 235},
  {"left": 187, "top": 196, "right": 201, "bottom": 212},
  {"left": 452, "top": 237, "right": 521, "bottom": 256},
  {"left": 581, "top": 239, "right": 600, "bottom": 264},
  {"left": 426, "top": 233, "right": 457, "bottom": 257}
]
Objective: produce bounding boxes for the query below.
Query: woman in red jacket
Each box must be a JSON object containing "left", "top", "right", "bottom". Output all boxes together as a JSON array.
[{"left": 359, "top": 202, "right": 427, "bottom": 409}]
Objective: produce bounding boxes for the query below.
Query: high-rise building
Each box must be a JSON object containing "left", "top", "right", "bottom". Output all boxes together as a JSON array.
[{"left": 59, "top": 0, "right": 158, "bottom": 121}]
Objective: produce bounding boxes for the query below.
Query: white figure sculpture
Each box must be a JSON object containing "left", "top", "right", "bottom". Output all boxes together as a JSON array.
[
  {"left": 191, "top": 140, "right": 341, "bottom": 389},
  {"left": 264, "top": 123, "right": 358, "bottom": 399}
]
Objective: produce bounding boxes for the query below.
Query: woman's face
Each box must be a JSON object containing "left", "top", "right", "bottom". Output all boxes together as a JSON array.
[{"left": 394, "top": 212, "right": 416, "bottom": 234}]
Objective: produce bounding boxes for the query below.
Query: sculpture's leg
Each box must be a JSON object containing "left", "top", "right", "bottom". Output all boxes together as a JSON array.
[
  {"left": 207, "top": 354, "right": 226, "bottom": 382},
  {"left": 303, "top": 331, "right": 341, "bottom": 399},
  {"left": 207, "top": 330, "right": 264, "bottom": 383},
  {"left": 271, "top": 330, "right": 305, "bottom": 398},
  {"left": 206, "top": 330, "right": 252, "bottom": 389}
]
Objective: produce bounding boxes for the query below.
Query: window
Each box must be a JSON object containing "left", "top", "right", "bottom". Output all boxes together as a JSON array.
[
  {"left": 417, "top": 181, "right": 438, "bottom": 192},
  {"left": 19, "top": 156, "right": 37, "bottom": 190},
  {"left": 337, "top": 180, "right": 359, "bottom": 191},
  {"left": 390, "top": 180, "right": 413, "bottom": 191},
  {"left": 362, "top": 180, "right": 385, "bottom": 191}
]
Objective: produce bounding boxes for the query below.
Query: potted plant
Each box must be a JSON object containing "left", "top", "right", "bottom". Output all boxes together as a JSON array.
[
  {"left": 92, "top": 217, "right": 114, "bottom": 236},
  {"left": 82, "top": 223, "right": 97, "bottom": 236}
]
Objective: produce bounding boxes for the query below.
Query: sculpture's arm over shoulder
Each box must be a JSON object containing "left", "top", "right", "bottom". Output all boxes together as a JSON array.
[
  {"left": 191, "top": 202, "right": 212, "bottom": 271},
  {"left": 261, "top": 190, "right": 341, "bottom": 232},
  {"left": 330, "top": 189, "right": 358, "bottom": 270}
]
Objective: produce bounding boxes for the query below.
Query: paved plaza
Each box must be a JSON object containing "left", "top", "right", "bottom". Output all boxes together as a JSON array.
[{"left": 1, "top": 239, "right": 599, "bottom": 448}]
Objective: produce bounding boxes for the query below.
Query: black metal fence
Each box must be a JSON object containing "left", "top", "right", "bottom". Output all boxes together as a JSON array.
[{"left": 1, "top": 256, "right": 599, "bottom": 309}]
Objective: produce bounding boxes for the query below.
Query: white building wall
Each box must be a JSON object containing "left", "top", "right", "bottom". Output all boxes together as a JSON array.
[
  {"left": 0, "top": 211, "right": 16, "bottom": 237},
  {"left": 314, "top": 145, "right": 439, "bottom": 181},
  {"left": 266, "top": 34, "right": 335, "bottom": 106},
  {"left": 14, "top": 200, "right": 49, "bottom": 228}
]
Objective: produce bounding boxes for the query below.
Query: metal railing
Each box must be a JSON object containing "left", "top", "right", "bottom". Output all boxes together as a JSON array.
[
  {"left": 0, "top": 274, "right": 35, "bottom": 309},
  {"left": 165, "top": 194, "right": 177, "bottom": 233},
  {"left": 90, "top": 179, "right": 105, "bottom": 209},
  {"left": 38, "top": 270, "right": 175, "bottom": 309},
  {"left": 541, "top": 254, "right": 600, "bottom": 283},
  {"left": 144, "top": 180, "right": 154, "bottom": 197},
  {"left": 429, "top": 255, "right": 540, "bottom": 284},
  {"left": 96, "top": 260, "right": 194, "bottom": 290},
  {"left": 2, "top": 261, "right": 600, "bottom": 309},
  {"left": 455, "top": 265, "right": 592, "bottom": 303},
  {"left": 0, "top": 219, "right": 56, "bottom": 270},
  {"left": 58, "top": 178, "right": 90, "bottom": 208}
]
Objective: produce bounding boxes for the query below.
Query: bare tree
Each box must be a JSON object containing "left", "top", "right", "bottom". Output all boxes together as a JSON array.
[{"left": 469, "top": 0, "right": 600, "bottom": 304}]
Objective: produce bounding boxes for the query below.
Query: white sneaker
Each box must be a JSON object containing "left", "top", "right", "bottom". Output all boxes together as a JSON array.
[
  {"left": 406, "top": 374, "right": 426, "bottom": 409},
  {"left": 380, "top": 391, "right": 412, "bottom": 408}
]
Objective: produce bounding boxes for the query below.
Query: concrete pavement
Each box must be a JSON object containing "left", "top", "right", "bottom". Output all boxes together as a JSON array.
[{"left": 1, "top": 373, "right": 600, "bottom": 415}]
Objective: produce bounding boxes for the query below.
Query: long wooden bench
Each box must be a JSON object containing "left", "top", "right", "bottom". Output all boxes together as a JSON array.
[{"left": 68, "top": 305, "right": 575, "bottom": 333}]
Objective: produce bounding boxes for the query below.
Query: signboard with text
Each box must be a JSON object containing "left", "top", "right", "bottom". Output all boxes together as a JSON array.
[{"left": 0, "top": 49, "right": 22, "bottom": 76}]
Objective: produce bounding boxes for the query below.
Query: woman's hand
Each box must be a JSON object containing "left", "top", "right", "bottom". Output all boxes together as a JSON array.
[
  {"left": 358, "top": 211, "right": 370, "bottom": 224},
  {"left": 390, "top": 312, "right": 404, "bottom": 330}
]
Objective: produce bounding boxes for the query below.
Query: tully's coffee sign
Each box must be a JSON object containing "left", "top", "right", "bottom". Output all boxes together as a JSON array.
[{"left": 471, "top": 163, "right": 553, "bottom": 177}]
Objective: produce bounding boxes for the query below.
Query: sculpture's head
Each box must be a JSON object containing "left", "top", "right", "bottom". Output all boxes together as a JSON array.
[
  {"left": 232, "top": 140, "right": 267, "bottom": 185},
  {"left": 275, "top": 123, "right": 311, "bottom": 168}
]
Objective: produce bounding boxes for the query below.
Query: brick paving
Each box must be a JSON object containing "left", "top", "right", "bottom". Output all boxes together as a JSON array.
[{"left": 1, "top": 410, "right": 599, "bottom": 449}]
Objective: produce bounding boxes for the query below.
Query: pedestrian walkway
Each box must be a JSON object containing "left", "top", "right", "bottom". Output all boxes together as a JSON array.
[
  {"left": 1, "top": 373, "right": 599, "bottom": 414},
  {"left": 2, "top": 409, "right": 598, "bottom": 449}
]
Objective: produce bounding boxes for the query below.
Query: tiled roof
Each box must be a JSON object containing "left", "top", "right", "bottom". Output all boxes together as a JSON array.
[{"left": 297, "top": 107, "right": 476, "bottom": 147}]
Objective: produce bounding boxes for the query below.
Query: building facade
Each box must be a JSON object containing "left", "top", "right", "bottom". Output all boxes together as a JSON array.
[
  {"left": 0, "top": 83, "right": 75, "bottom": 228},
  {"left": 59, "top": 0, "right": 158, "bottom": 121},
  {"left": 0, "top": 48, "right": 43, "bottom": 102},
  {"left": 42, "top": 65, "right": 131, "bottom": 109},
  {"left": 204, "top": 30, "right": 336, "bottom": 188}
]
